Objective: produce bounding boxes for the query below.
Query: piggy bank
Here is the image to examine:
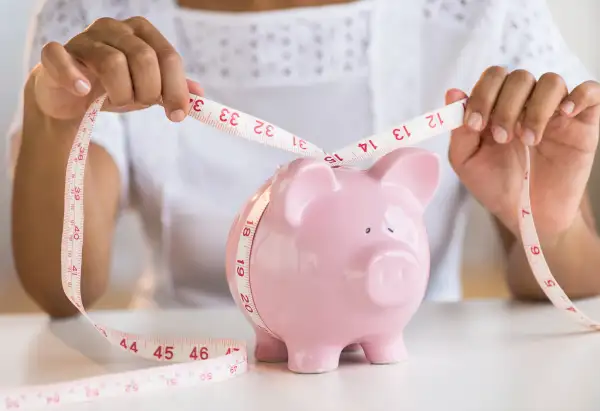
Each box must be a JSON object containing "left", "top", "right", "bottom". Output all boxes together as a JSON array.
[{"left": 225, "top": 147, "right": 440, "bottom": 373}]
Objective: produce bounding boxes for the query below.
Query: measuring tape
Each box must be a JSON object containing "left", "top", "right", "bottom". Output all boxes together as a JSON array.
[{"left": 1, "top": 92, "right": 597, "bottom": 409}]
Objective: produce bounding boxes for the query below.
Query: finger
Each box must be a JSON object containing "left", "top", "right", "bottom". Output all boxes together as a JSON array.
[
  {"left": 66, "top": 36, "right": 135, "bottom": 107},
  {"left": 446, "top": 88, "right": 467, "bottom": 105},
  {"left": 40, "top": 41, "right": 91, "bottom": 96},
  {"left": 186, "top": 79, "right": 204, "bottom": 96},
  {"left": 98, "top": 32, "right": 162, "bottom": 108},
  {"left": 560, "top": 80, "right": 600, "bottom": 119},
  {"left": 126, "top": 16, "right": 190, "bottom": 122},
  {"left": 489, "top": 69, "right": 537, "bottom": 144},
  {"left": 446, "top": 88, "right": 481, "bottom": 168},
  {"left": 464, "top": 66, "right": 509, "bottom": 133},
  {"left": 520, "top": 72, "right": 567, "bottom": 146}
]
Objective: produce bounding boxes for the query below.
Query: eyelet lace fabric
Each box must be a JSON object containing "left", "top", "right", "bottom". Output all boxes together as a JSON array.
[
  {"left": 30, "top": 0, "right": 582, "bottom": 87},
  {"left": 27, "top": 0, "right": 589, "bottom": 93},
  {"left": 173, "top": 3, "right": 372, "bottom": 87},
  {"left": 498, "top": 0, "right": 569, "bottom": 70},
  {"left": 423, "top": 0, "right": 487, "bottom": 28}
]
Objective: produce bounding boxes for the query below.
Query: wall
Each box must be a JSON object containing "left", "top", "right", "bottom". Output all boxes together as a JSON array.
[{"left": 0, "top": 0, "right": 599, "bottom": 310}]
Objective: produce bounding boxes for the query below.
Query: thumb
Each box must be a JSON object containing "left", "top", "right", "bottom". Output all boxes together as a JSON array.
[{"left": 446, "top": 88, "right": 481, "bottom": 169}]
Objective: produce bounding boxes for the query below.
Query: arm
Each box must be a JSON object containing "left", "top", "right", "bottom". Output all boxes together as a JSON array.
[
  {"left": 495, "top": 190, "right": 600, "bottom": 300},
  {"left": 8, "top": 0, "right": 129, "bottom": 317},
  {"left": 11, "top": 72, "right": 121, "bottom": 318},
  {"left": 490, "top": 0, "right": 600, "bottom": 301}
]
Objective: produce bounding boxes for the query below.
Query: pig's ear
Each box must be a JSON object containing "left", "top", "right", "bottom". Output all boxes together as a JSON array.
[
  {"left": 368, "top": 148, "right": 440, "bottom": 208},
  {"left": 271, "top": 158, "right": 339, "bottom": 226}
]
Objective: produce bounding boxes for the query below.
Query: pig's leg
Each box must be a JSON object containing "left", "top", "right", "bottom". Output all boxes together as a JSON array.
[
  {"left": 286, "top": 343, "right": 342, "bottom": 374},
  {"left": 342, "top": 343, "right": 362, "bottom": 353},
  {"left": 254, "top": 328, "right": 288, "bottom": 363},
  {"left": 361, "top": 335, "right": 407, "bottom": 364}
]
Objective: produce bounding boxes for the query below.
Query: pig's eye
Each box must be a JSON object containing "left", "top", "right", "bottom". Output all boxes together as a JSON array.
[
  {"left": 387, "top": 227, "right": 394, "bottom": 233},
  {"left": 365, "top": 227, "right": 371, "bottom": 234}
]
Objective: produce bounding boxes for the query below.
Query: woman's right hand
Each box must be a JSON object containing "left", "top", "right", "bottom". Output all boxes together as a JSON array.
[{"left": 32, "top": 16, "right": 202, "bottom": 123}]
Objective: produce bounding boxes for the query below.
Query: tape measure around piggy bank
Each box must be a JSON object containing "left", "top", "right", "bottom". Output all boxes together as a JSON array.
[{"left": 1, "top": 93, "right": 598, "bottom": 409}]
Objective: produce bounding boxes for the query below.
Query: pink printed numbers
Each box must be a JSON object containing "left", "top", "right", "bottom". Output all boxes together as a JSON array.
[
  {"left": 189, "top": 97, "right": 205, "bottom": 112},
  {"left": 120, "top": 338, "right": 139, "bottom": 353},
  {"left": 75, "top": 146, "right": 85, "bottom": 161},
  {"left": 324, "top": 154, "right": 344, "bottom": 165},
  {"left": 426, "top": 112, "right": 444, "bottom": 128},
  {"left": 219, "top": 108, "right": 240, "bottom": 126},
  {"left": 199, "top": 373, "right": 213, "bottom": 381},
  {"left": 72, "top": 225, "right": 80, "bottom": 241},
  {"left": 189, "top": 346, "right": 209, "bottom": 360},
  {"left": 392, "top": 125, "right": 411, "bottom": 141},
  {"left": 45, "top": 395, "right": 60, "bottom": 404},
  {"left": 85, "top": 387, "right": 99, "bottom": 398},
  {"left": 87, "top": 109, "right": 98, "bottom": 123},
  {"left": 153, "top": 345, "right": 174, "bottom": 360},
  {"left": 72, "top": 187, "right": 81, "bottom": 201},
  {"left": 293, "top": 136, "right": 307, "bottom": 150},
  {"left": 254, "top": 120, "right": 275, "bottom": 137},
  {"left": 358, "top": 140, "right": 378, "bottom": 153},
  {"left": 125, "top": 382, "right": 139, "bottom": 393},
  {"left": 240, "top": 293, "right": 253, "bottom": 313}
]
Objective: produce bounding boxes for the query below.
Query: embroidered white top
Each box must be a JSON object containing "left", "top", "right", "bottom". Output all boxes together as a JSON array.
[{"left": 8, "top": 0, "right": 593, "bottom": 308}]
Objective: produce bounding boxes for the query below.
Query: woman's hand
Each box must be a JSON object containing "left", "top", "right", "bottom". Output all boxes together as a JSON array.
[
  {"left": 447, "top": 66, "right": 600, "bottom": 242},
  {"left": 32, "top": 16, "right": 202, "bottom": 123}
]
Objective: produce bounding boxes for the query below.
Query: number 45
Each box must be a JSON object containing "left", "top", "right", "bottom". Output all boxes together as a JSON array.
[{"left": 154, "top": 345, "right": 174, "bottom": 360}]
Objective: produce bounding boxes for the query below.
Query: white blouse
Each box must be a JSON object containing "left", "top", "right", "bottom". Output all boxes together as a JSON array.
[{"left": 8, "top": 0, "right": 593, "bottom": 308}]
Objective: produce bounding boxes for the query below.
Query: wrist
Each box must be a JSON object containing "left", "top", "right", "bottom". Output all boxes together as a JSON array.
[
  {"left": 510, "top": 208, "right": 589, "bottom": 255},
  {"left": 23, "top": 72, "right": 82, "bottom": 144}
]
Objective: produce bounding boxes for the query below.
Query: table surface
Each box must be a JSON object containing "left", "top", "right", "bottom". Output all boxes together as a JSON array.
[{"left": 1, "top": 299, "right": 600, "bottom": 411}]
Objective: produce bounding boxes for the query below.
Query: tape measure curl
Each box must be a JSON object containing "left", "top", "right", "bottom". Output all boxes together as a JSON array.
[{"left": 0, "top": 91, "right": 597, "bottom": 409}]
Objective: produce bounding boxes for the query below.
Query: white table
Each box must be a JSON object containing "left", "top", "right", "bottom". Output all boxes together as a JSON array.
[{"left": 1, "top": 299, "right": 600, "bottom": 411}]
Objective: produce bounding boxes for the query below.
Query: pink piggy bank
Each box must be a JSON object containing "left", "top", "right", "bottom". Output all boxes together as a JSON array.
[{"left": 225, "top": 147, "right": 440, "bottom": 373}]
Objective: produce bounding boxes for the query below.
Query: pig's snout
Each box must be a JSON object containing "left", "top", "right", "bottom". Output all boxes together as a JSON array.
[{"left": 366, "top": 250, "right": 420, "bottom": 307}]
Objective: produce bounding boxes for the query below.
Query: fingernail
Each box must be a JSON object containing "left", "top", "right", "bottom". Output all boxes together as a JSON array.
[
  {"left": 522, "top": 128, "right": 535, "bottom": 146},
  {"left": 467, "top": 112, "right": 483, "bottom": 131},
  {"left": 74, "top": 79, "right": 91, "bottom": 95},
  {"left": 491, "top": 125, "right": 508, "bottom": 143},
  {"left": 560, "top": 100, "right": 575, "bottom": 115},
  {"left": 169, "top": 109, "right": 186, "bottom": 122}
]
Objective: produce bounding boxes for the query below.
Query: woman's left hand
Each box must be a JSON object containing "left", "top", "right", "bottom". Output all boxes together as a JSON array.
[{"left": 447, "top": 66, "right": 600, "bottom": 242}]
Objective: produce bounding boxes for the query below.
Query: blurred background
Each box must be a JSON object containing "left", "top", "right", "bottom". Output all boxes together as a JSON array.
[{"left": 0, "top": 0, "right": 599, "bottom": 313}]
